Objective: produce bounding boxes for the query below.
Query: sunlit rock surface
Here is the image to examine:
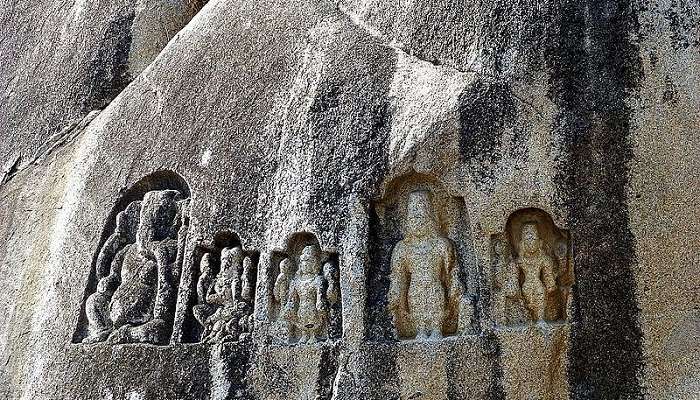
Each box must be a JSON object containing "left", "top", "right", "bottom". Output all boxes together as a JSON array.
[{"left": 0, "top": 1, "right": 698, "bottom": 399}]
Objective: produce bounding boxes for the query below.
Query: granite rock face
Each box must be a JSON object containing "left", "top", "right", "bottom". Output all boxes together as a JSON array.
[{"left": 0, "top": 1, "right": 698, "bottom": 399}]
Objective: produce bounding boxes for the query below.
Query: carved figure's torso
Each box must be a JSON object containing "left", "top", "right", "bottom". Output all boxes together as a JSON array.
[
  {"left": 294, "top": 275, "right": 322, "bottom": 329},
  {"left": 109, "top": 245, "right": 157, "bottom": 327}
]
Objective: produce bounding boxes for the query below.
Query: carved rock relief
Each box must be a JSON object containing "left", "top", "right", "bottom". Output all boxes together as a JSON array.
[
  {"left": 77, "top": 188, "right": 190, "bottom": 345},
  {"left": 270, "top": 233, "right": 341, "bottom": 344},
  {"left": 190, "top": 233, "right": 258, "bottom": 344},
  {"left": 371, "top": 173, "right": 475, "bottom": 342},
  {"left": 389, "top": 190, "right": 465, "bottom": 340},
  {"left": 491, "top": 208, "right": 574, "bottom": 326}
]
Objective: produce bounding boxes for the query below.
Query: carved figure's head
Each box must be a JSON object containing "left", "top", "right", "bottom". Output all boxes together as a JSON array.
[
  {"left": 221, "top": 246, "right": 244, "bottom": 278},
  {"left": 280, "top": 257, "right": 295, "bottom": 275},
  {"left": 520, "top": 223, "right": 542, "bottom": 255},
  {"left": 299, "top": 244, "right": 321, "bottom": 275},
  {"left": 405, "top": 190, "right": 438, "bottom": 238},
  {"left": 323, "top": 260, "right": 337, "bottom": 279},
  {"left": 136, "top": 190, "right": 183, "bottom": 253}
]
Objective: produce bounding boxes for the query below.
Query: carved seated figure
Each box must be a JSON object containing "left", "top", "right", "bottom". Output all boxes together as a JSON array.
[
  {"left": 512, "top": 223, "right": 556, "bottom": 322},
  {"left": 389, "top": 190, "right": 462, "bottom": 340},
  {"left": 193, "top": 246, "right": 255, "bottom": 343},
  {"left": 281, "top": 244, "right": 328, "bottom": 344},
  {"left": 82, "top": 189, "right": 188, "bottom": 345}
]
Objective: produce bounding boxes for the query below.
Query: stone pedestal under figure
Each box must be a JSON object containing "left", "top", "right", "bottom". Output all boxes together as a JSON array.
[{"left": 389, "top": 190, "right": 462, "bottom": 340}]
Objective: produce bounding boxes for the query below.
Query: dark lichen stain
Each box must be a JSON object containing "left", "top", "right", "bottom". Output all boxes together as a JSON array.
[
  {"left": 547, "top": 0, "right": 645, "bottom": 399},
  {"left": 457, "top": 79, "right": 517, "bottom": 189},
  {"left": 221, "top": 342, "right": 254, "bottom": 400},
  {"left": 316, "top": 343, "right": 341, "bottom": 400},
  {"left": 666, "top": 0, "right": 700, "bottom": 50},
  {"left": 484, "top": 333, "right": 506, "bottom": 400},
  {"left": 365, "top": 204, "right": 400, "bottom": 342},
  {"left": 82, "top": 11, "right": 135, "bottom": 112}
]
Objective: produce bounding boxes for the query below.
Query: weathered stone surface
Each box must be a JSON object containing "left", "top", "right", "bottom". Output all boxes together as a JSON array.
[{"left": 0, "top": 0, "right": 698, "bottom": 399}]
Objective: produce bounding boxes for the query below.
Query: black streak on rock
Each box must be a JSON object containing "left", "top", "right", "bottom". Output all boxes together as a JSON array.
[
  {"left": 547, "top": 1, "right": 645, "bottom": 399},
  {"left": 316, "top": 343, "right": 340, "bottom": 400},
  {"left": 485, "top": 334, "right": 506, "bottom": 400},
  {"left": 220, "top": 342, "right": 254, "bottom": 400},
  {"left": 457, "top": 80, "right": 517, "bottom": 190},
  {"left": 82, "top": 11, "right": 135, "bottom": 112}
]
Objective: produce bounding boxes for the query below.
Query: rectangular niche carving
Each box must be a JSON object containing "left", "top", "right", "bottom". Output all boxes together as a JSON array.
[
  {"left": 73, "top": 171, "right": 191, "bottom": 345},
  {"left": 491, "top": 208, "right": 574, "bottom": 326},
  {"left": 368, "top": 173, "right": 477, "bottom": 342},
  {"left": 182, "top": 231, "right": 258, "bottom": 344},
  {"left": 269, "top": 232, "right": 342, "bottom": 344}
]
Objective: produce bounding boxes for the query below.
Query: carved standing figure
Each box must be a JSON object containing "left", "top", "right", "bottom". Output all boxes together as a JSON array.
[
  {"left": 389, "top": 190, "right": 461, "bottom": 340},
  {"left": 513, "top": 223, "right": 556, "bottom": 322},
  {"left": 323, "top": 259, "right": 341, "bottom": 338},
  {"left": 282, "top": 244, "right": 327, "bottom": 344}
]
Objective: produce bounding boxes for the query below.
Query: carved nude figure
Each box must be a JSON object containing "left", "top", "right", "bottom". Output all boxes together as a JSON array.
[
  {"left": 202, "top": 247, "right": 241, "bottom": 343},
  {"left": 513, "top": 223, "right": 556, "bottom": 322},
  {"left": 389, "top": 190, "right": 461, "bottom": 340},
  {"left": 282, "top": 245, "right": 327, "bottom": 344},
  {"left": 82, "top": 204, "right": 141, "bottom": 343}
]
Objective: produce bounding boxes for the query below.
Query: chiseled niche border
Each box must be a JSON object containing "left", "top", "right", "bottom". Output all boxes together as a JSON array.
[
  {"left": 367, "top": 172, "right": 476, "bottom": 342},
  {"left": 72, "top": 170, "right": 191, "bottom": 345},
  {"left": 490, "top": 208, "right": 574, "bottom": 327},
  {"left": 267, "top": 232, "right": 342, "bottom": 345}
]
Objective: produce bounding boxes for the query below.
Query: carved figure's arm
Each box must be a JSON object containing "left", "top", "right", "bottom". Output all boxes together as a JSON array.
[
  {"left": 445, "top": 240, "right": 462, "bottom": 304},
  {"left": 541, "top": 257, "right": 557, "bottom": 292},
  {"left": 241, "top": 256, "right": 254, "bottom": 302},
  {"left": 324, "top": 262, "right": 340, "bottom": 305},
  {"left": 315, "top": 276, "right": 325, "bottom": 311},
  {"left": 504, "top": 261, "right": 521, "bottom": 298},
  {"left": 281, "top": 281, "right": 298, "bottom": 321},
  {"left": 273, "top": 275, "right": 285, "bottom": 303}
]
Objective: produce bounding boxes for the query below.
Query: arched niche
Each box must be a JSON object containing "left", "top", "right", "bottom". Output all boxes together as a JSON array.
[
  {"left": 367, "top": 172, "right": 476, "bottom": 341},
  {"left": 73, "top": 170, "right": 191, "bottom": 344},
  {"left": 268, "top": 231, "right": 342, "bottom": 343},
  {"left": 491, "top": 208, "right": 573, "bottom": 326}
]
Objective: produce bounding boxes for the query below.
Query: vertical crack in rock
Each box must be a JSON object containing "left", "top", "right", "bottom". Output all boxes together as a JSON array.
[{"left": 548, "top": 1, "right": 646, "bottom": 398}]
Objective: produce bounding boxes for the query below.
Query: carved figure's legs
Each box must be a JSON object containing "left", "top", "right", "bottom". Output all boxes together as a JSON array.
[
  {"left": 83, "top": 291, "right": 113, "bottom": 343},
  {"left": 107, "top": 319, "right": 168, "bottom": 344},
  {"left": 522, "top": 286, "right": 545, "bottom": 322}
]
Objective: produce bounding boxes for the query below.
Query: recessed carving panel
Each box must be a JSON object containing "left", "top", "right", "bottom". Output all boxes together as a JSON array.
[
  {"left": 269, "top": 232, "right": 341, "bottom": 344},
  {"left": 188, "top": 232, "right": 258, "bottom": 344},
  {"left": 491, "top": 208, "right": 574, "bottom": 326},
  {"left": 369, "top": 173, "right": 476, "bottom": 341},
  {"left": 74, "top": 172, "right": 191, "bottom": 345}
]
